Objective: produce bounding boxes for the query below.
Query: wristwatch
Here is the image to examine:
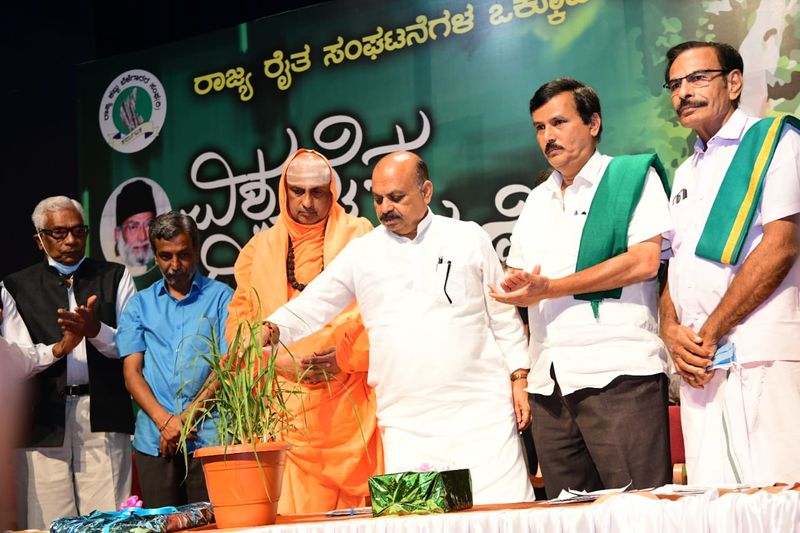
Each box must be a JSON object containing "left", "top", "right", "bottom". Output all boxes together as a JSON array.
[{"left": 510, "top": 370, "right": 529, "bottom": 382}]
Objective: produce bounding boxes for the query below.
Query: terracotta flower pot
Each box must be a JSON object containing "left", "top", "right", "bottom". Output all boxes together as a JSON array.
[{"left": 194, "top": 441, "right": 292, "bottom": 528}]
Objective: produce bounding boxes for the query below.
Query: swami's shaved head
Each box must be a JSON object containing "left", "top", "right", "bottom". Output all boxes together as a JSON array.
[{"left": 285, "top": 151, "right": 331, "bottom": 188}]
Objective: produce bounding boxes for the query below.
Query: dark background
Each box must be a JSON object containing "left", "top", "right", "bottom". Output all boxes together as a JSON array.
[{"left": 0, "top": 0, "right": 328, "bottom": 281}]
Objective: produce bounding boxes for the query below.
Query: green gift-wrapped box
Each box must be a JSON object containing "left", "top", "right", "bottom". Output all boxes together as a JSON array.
[{"left": 368, "top": 469, "right": 473, "bottom": 516}]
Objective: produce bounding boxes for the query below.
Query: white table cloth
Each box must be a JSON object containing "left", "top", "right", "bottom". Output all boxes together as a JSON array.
[{"left": 219, "top": 488, "right": 800, "bottom": 533}]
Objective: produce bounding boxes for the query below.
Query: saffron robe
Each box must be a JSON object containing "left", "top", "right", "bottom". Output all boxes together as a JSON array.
[{"left": 226, "top": 149, "right": 382, "bottom": 513}]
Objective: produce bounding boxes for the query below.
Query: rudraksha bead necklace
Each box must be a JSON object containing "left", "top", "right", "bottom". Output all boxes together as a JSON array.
[{"left": 286, "top": 236, "right": 323, "bottom": 291}]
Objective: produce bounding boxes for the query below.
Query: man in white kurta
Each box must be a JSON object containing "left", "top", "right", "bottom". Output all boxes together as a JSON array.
[
  {"left": 268, "top": 152, "right": 535, "bottom": 504},
  {"left": 661, "top": 41, "right": 800, "bottom": 485}
]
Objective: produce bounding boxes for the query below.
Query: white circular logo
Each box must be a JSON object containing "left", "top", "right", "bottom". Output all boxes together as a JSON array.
[{"left": 99, "top": 69, "right": 166, "bottom": 153}]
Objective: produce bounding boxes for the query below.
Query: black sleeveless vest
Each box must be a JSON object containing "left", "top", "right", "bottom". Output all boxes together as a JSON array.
[{"left": 3, "top": 259, "right": 135, "bottom": 447}]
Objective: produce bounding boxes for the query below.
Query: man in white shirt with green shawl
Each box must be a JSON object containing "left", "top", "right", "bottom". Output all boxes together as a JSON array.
[
  {"left": 491, "top": 78, "right": 673, "bottom": 499},
  {"left": 660, "top": 41, "right": 800, "bottom": 486},
  {"left": 266, "top": 151, "right": 535, "bottom": 505}
]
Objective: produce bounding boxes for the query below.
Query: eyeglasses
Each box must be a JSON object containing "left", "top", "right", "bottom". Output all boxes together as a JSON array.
[
  {"left": 120, "top": 220, "right": 151, "bottom": 233},
  {"left": 38, "top": 225, "right": 89, "bottom": 241},
  {"left": 663, "top": 69, "right": 730, "bottom": 93}
]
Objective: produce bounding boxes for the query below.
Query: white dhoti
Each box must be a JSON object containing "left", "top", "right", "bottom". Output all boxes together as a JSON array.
[
  {"left": 371, "top": 321, "right": 534, "bottom": 505},
  {"left": 680, "top": 360, "right": 800, "bottom": 486},
  {"left": 380, "top": 385, "right": 534, "bottom": 505}
]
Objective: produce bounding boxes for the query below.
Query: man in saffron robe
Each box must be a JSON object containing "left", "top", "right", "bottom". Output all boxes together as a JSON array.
[{"left": 226, "top": 149, "right": 382, "bottom": 514}]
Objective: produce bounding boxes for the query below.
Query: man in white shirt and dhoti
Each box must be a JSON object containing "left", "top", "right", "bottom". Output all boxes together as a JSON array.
[
  {"left": 660, "top": 41, "right": 800, "bottom": 485},
  {"left": 266, "top": 151, "right": 535, "bottom": 504}
]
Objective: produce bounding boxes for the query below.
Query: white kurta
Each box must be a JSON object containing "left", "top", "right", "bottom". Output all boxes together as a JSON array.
[
  {"left": 668, "top": 109, "right": 800, "bottom": 362},
  {"left": 269, "top": 211, "right": 535, "bottom": 504}
]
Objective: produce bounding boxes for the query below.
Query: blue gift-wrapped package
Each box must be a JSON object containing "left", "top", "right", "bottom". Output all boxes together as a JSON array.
[{"left": 49, "top": 501, "right": 214, "bottom": 533}]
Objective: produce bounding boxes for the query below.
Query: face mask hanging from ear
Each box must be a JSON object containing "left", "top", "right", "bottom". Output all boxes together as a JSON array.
[{"left": 38, "top": 233, "right": 85, "bottom": 276}]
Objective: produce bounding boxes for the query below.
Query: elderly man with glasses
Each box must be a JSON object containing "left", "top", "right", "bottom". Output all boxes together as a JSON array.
[
  {"left": 1, "top": 195, "right": 137, "bottom": 530},
  {"left": 659, "top": 41, "right": 800, "bottom": 486}
]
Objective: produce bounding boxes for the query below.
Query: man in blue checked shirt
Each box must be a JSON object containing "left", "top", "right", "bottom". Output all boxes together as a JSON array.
[{"left": 117, "top": 211, "right": 233, "bottom": 507}]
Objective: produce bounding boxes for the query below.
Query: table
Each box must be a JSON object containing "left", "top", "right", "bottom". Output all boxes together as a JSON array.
[{"left": 194, "top": 485, "right": 800, "bottom": 533}]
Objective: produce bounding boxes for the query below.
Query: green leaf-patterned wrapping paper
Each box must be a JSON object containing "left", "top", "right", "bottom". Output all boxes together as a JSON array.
[{"left": 368, "top": 469, "right": 473, "bottom": 517}]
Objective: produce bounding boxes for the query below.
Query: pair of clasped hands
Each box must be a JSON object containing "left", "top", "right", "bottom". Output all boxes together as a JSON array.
[
  {"left": 660, "top": 321, "right": 719, "bottom": 389},
  {"left": 53, "top": 294, "right": 101, "bottom": 358},
  {"left": 261, "top": 323, "right": 340, "bottom": 385}
]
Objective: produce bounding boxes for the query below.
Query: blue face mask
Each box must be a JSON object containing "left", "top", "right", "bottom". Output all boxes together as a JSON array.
[
  {"left": 47, "top": 256, "right": 85, "bottom": 276},
  {"left": 38, "top": 234, "right": 85, "bottom": 276}
]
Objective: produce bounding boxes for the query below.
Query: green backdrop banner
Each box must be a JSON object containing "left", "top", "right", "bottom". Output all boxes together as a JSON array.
[{"left": 77, "top": 0, "right": 800, "bottom": 287}]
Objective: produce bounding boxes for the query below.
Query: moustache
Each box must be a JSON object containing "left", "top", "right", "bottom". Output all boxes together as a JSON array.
[
  {"left": 380, "top": 212, "right": 401, "bottom": 222},
  {"left": 678, "top": 99, "right": 706, "bottom": 114},
  {"left": 545, "top": 142, "right": 564, "bottom": 155}
]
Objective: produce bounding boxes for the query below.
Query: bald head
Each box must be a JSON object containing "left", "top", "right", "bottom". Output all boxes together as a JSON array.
[
  {"left": 285, "top": 151, "right": 331, "bottom": 188},
  {"left": 371, "top": 152, "right": 432, "bottom": 239},
  {"left": 373, "top": 151, "right": 429, "bottom": 187}
]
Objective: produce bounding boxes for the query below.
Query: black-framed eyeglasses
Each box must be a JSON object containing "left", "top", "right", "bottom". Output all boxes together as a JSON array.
[
  {"left": 38, "top": 225, "right": 89, "bottom": 241},
  {"left": 663, "top": 69, "right": 730, "bottom": 93}
]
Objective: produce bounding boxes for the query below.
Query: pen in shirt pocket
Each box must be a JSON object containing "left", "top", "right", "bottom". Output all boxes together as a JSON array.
[{"left": 443, "top": 259, "right": 452, "bottom": 304}]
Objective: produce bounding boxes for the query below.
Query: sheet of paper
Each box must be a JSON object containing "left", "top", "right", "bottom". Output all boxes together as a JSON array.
[
  {"left": 543, "top": 482, "right": 632, "bottom": 504},
  {"left": 652, "top": 483, "right": 750, "bottom": 496}
]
